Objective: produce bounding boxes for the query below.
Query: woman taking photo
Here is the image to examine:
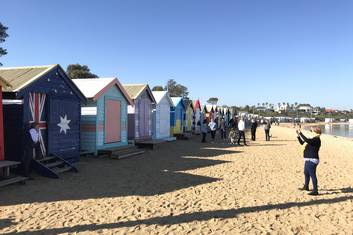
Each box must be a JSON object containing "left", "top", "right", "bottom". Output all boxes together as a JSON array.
[{"left": 296, "top": 127, "right": 321, "bottom": 196}]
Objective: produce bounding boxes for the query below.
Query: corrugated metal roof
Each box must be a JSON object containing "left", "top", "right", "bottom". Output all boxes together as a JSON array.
[
  {"left": 0, "top": 65, "right": 56, "bottom": 92},
  {"left": 122, "top": 84, "right": 147, "bottom": 99}
]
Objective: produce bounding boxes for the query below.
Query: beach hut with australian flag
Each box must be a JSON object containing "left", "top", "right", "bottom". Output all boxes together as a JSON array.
[
  {"left": 73, "top": 77, "right": 136, "bottom": 157},
  {"left": 0, "top": 64, "right": 86, "bottom": 178}
]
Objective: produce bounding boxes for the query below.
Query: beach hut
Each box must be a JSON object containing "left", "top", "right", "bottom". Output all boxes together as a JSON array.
[
  {"left": 184, "top": 99, "right": 194, "bottom": 132},
  {"left": 192, "top": 99, "right": 202, "bottom": 134},
  {"left": 123, "top": 84, "right": 156, "bottom": 141},
  {"left": 0, "top": 65, "right": 86, "bottom": 177},
  {"left": 73, "top": 78, "right": 133, "bottom": 155},
  {"left": 0, "top": 76, "right": 11, "bottom": 161},
  {"left": 170, "top": 97, "right": 186, "bottom": 135},
  {"left": 152, "top": 91, "right": 173, "bottom": 140},
  {"left": 203, "top": 105, "right": 215, "bottom": 123}
]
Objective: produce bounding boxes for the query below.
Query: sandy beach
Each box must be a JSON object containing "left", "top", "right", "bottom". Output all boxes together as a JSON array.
[{"left": 1, "top": 126, "right": 353, "bottom": 234}]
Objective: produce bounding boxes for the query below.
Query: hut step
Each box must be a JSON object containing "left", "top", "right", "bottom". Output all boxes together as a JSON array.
[
  {"left": 112, "top": 150, "right": 145, "bottom": 160},
  {"left": 0, "top": 176, "right": 28, "bottom": 188},
  {"left": 32, "top": 155, "right": 78, "bottom": 179}
]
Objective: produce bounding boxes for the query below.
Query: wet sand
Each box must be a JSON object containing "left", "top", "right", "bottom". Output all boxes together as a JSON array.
[{"left": 1, "top": 126, "right": 353, "bottom": 234}]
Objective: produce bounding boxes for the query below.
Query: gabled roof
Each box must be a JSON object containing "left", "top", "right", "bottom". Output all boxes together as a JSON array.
[
  {"left": 193, "top": 99, "right": 201, "bottom": 110},
  {"left": 0, "top": 64, "right": 57, "bottom": 92},
  {"left": 122, "top": 84, "right": 156, "bottom": 103},
  {"left": 0, "top": 75, "right": 11, "bottom": 88},
  {"left": 152, "top": 91, "right": 174, "bottom": 107},
  {"left": 0, "top": 64, "right": 86, "bottom": 102},
  {"left": 204, "top": 104, "right": 214, "bottom": 113},
  {"left": 171, "top": 97, "right": 185, "bottom": 108},
  {"left": 73, "top": 77, "right": 133, "bottom": 105}
]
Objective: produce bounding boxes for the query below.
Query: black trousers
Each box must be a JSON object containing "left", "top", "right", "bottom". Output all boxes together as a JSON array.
[
  {"left": 211, "top": 130, "right": 216, "bottom": 140},
  {"left": 220, "top": 129, "right": 227, "bottom": 139},
  {"left": 201, "top": 133, "right": 207, "bottom": 142},
  {"left": 265, "top": 130, "right": 270, "bottom": 141},
  {"left": 251, "top": 129, "right": 256, "bottom": 141},
  {"left": 237, "top": 131, "right": 246, "bottom": 145}
]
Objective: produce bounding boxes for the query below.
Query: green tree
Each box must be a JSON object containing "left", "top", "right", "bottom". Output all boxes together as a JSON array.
[
  {"left": 152, "top": 86, "right": 165, "bottom": 91},
  {"left": 0, "top": 22, "right": 9, "bottom": 66},
  {"left": 66, "top": 64, "right": 98, "bottom": 79},
  {"left": 165, "top": 79, "right": 189, "bottom": 98},
  {"left": 207, "top": 97, "right": 219, "bottom": 105}
]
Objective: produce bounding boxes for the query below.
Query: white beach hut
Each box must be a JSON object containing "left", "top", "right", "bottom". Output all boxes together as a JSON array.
[{"left": 152, "top": 91, "right": 174, "bottom": 140}]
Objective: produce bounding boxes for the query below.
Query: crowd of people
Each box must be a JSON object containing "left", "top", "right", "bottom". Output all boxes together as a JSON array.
[{"left": 199, "top": 115, "right": 273, "bottom": 145}]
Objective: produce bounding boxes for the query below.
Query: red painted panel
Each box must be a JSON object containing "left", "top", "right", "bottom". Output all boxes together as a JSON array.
[
  {"left": 105, "top": 99, "right": 121, "bottom": 143},
  {"left": 80, "top": 124, "right": 96, "bottom": 132},
  {"left": 0, "top": 86, "right": 3, "bottom": 161}
]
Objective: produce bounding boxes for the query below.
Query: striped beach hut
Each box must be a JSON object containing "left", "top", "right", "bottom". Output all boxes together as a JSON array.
[
  {"left": 123, "top": 84, "right": 156, "bottom": 141},
  {"left": 73, "top": 78, "right": 133, "bottom": 155},
  {"left": 0, "top": 65, "right": 86, "bottom": 163},
  {"left": 170, "top": 97, "right": 185, "bottom": 135},
  {"left": 184, "top": 99, "right": 194, "bottom": 132},
  {"left": 152, "top": 91, "right": 173, "bottom": 140},
  {"left": 0, "top": 76, "right": 11, "bottom": 161}
]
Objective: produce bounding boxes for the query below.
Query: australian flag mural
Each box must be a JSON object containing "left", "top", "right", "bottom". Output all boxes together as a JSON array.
[{"left": 1, "top": 64, "right": 86, "bottom": 162}]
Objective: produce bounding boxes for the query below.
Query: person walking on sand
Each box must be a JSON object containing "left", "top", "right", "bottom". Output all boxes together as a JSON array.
[
  {"left": 237, "top": 117, "right": 247, "bottom": 146},
  {"left": 220, "top": 118, "right": 226, "bottom": 139},
  {"left": 201, "top": 119, "right": 208, "bottom": 143},
  {"left": 296, "top": 127, "right": 321, "bottom": 196},
  {"left": 208, "top": 119, "right": 217, "bottom": 142},
  {"left": 264, "top": 120, "right": 271, "bottom": 141},
  {"left": 250, "top": 119, "right": 258, "bottom": 141}
]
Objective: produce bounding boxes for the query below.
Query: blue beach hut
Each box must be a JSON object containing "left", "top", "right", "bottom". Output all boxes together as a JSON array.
[
  {"left": 170, "top": 97, "right": 186, "bottom": 135},
  {"left": 73, "top": 78, "right": 133, "bottom": 155}
]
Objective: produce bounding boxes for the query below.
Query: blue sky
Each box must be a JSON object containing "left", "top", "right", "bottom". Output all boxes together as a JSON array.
[{"left": 1, "top": 0, "right": 353, "bottom": 109}]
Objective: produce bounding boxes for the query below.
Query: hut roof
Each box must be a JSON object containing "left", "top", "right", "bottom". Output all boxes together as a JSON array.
[
  {"left": 72, "top": 77, "right": 133, "bottom": 105},
  {"left": 205, "top": 104, "right": 214, "bottom": 113},
  {"left": 122, "top": 84, "right": 156, "bottom": 103},
  {"left": 171, "top": 97, "right": 184, "bottom": 108},
  {"left": 152, "top": 91, "right": 173, "bottom": 107},
  {"left": 0, "top": 64, "right": 57, "bottom": 92},
  {"left": 0, "top": 64, "right": 86, "bottom": 101},
  {"left": 193, "top": 99, "right": 201, "bottom": 110},
  {"left": 0, "top": 75, "right": 11, "bottom": 88},
  {"left": 183, "top": 99, "right": 194, "bottom": 110}
]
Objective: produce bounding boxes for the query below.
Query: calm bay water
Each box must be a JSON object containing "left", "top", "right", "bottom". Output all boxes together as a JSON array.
[{"left": 307, "top": 124, "right": 353, "bottom": 138}]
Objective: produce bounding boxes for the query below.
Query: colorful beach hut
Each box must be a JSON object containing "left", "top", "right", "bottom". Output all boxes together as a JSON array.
[
  {"left": 0, "top": 76, "right": 11, "bottom": 161},
  {"left": 184, "top": 99, "right": 194, "bottom": 132},
  {"left": 123, "top": 84, "right": 156, "bottom": 141},
  {"left": 0, "top": 65, "right": 86, "bottom": 164},
  {"left": 203, "top": 105, "right": 215, "bottom": 123},
  {"left": 170, "top": 97, "right": 185, "bottom": 135},
  {"left": 192, "top": 99, "right": 202, "bottom": 134},
  {"left": 152, "top": 91, "right": 173, "bottom": 140},
  {"left": 73, "top": 78, "right": 133, "bottom": 155}
]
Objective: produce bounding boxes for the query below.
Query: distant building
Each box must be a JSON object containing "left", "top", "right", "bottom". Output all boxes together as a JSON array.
[{"left": 297, "top": 104, "right": 313, "bottom": 113}]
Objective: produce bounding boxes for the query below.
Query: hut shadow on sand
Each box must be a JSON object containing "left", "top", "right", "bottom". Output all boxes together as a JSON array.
[{"left": 0, "top": 136, "right": 240, "bottom": 206}]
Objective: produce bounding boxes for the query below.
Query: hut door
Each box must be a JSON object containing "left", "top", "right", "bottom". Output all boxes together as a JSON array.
[
  {"left": 138, "top": 100, "right": 145, "bottom": 138},
  {"left": 144, "top": 101, "right": 150, "bottom": 137},
  {"left": 105, "top": 99, "right": 121, "bottom": 143}
]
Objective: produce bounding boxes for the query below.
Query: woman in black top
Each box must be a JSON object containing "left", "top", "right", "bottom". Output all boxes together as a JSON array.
[{"left": 296, "top": 127, "right": 321, "bottom": 196}]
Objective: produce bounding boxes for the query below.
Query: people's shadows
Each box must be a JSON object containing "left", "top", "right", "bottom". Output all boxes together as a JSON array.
[
  {"left": 0, "top": 139, "right": 237, "bottom": 206},
  {"left": 250, "top": 144, "right": 287, "bottom": 147},
  {"left": 5, "top": 195, "right": 353, "bottom": 235},
  {"left": 319, "top": 187, "right": 353, "bottom": 195},
  {"left": 0, "top": 219, "right": 17, "bottom": 230}
]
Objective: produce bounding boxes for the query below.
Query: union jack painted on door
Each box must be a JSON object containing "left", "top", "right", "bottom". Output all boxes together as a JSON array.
[{"left": 29, "top": 92, "right": 47, "bottom": 156}]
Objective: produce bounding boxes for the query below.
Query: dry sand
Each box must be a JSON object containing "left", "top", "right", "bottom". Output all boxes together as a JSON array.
[{"left": 1, "top": 126, "right": 353, "bottom": 234}]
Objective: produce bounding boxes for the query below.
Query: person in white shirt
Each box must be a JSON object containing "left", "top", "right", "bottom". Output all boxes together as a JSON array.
[
  {"left": 208, "top": 119, "right": 217, "bottom": 142},
  {"left": 23, "top": 123, "right": 42, "bottom": 178},
  {"left": 237, "top": 118, "right": 247, "bottom": 146}
]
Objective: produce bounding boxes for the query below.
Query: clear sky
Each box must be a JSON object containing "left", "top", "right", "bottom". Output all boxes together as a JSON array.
[{"left": 1, "top": 0, "right": 353, "bottom": 109}]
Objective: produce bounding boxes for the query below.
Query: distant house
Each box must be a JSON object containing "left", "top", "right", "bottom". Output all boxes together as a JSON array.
[
  {"left": 73, "top": 78, "right": 133, "bottom": 156},
  {"left": 275, "top": 104, "right": 290, "bottom": 113},
  {"left": 152, "top": 91, "right": 173, "bottom": 140},
  {"left": 123, "top": 84, "right": 156, "bottom": 141},
  {"left": 297, "top": 104, "right": 313, "bottom": 113}
]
